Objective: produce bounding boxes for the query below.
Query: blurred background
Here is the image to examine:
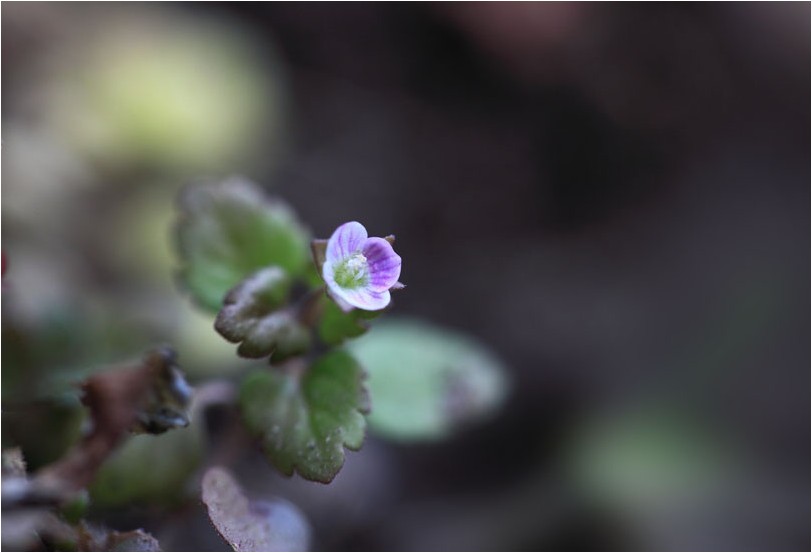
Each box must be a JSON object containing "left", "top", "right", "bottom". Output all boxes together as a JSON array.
[{"left": 2, "top": 2, "right": 809, "bottom": 551}]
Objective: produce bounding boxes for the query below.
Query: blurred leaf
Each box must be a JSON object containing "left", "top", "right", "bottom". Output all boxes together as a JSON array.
[
  {"left": 1, "top": 510, "right": 72, "bottom": 552},
  {"left": 302, "top": 259, "right": 325, "bottom": 289},
  {"left": 348, "top": 318, "right": 510, "bottom": 442},
  {"left": 202, "top": 467, "right": 311, "bottom": 552},
  {"left": 59, "top": 490, "right": 90, "bottom": 526},
  {"left": 30, "top": 348, "right": 193, "bottom": 495},
  {"left": 240, "top": 351, "right": 369, "bottom": 483},
  {"left": 2, "top": 310, "right": 149, "bottom": 403},
  {"left": 567, "top": 405, "right": 728, "bottom": 510},
  {"left": 89, "top": 424, "right": 203, "bottom": 508},
  {"left": 3, "top": 349, "right": 195, "bottom": 510},
  {"left": 215, "top": 267, "right": 310, "bottom": 362},
  {"left": 46, "top": 11, "right": 286, "bottom": 174},
  {"left": 175, "top": 299, "right": 257, "bottom": 377},
  {"left": 317, "top": 297, "right": 379, "bottom": 346},
  {"left": 2, "top": 398, "right": 85, "bottom": 471},
  {"left": 175, "top": 177, "right": 310, "bottom": 311}
]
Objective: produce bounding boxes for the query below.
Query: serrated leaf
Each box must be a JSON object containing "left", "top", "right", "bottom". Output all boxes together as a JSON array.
[
  {"left": 215, "top": 267, "right": 310, "bottom": 362},
  {"left": 175, "top": 177, "right": 310, "bottom": 311},
  {"left": 202, "top": 467, "right": 311, "bottom": 552},
  {"left": 240, "top": 351, "right": 369, "bottom": 483},
  {"left": 348, "top": 318, "right": 510, "bottom": 442},
  {"left": 317, "top": 297, "right": 379, "bottom": 346}
]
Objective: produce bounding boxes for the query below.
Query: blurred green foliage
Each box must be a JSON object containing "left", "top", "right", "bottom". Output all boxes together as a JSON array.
[
  {"left": 566, "top": 404, "right": 729, "bottom": 511},
  {"left": 2, "top": 311, "right": 149, "bottom": 470},
  {"left": 89, "top": 425, "right": 203, "bottom": 509},
  {"left": 175, "top": 178, "right": 310, "bottom": 311},
  {"left": 317, "top": 299, "right": 380, "bottom": 346},
  {"left": 45, "top": 11, "right": 285, "bottom": 174},
  {"left": 349, "top": 318, "right": 510, "bottom": 442}
]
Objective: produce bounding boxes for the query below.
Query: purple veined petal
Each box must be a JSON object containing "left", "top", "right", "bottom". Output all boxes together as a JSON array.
[
  {"left": 362, "top": 237, "right": 402, "bottom": 292},
  {"left": 326, "top": 221, "right": 368, "bottom": 263},
  {"left": 332, "top": 286, "right": 391, "bottom": 312},
  {"left": 323, "top": 259, "right": 389, "bottom": 311}
]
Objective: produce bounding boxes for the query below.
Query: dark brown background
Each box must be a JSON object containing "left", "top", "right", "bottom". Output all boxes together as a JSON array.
[{"left": 3, "top": 3, "right": 809, "bottom": 550}]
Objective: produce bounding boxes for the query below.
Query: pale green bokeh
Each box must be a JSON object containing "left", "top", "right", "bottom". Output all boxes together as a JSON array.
[
  {"left": 349, "top": 318, "right": 510, "bottom": 442},
  {"left": 90, "top": 423, "right": 204, "bottom": 508},
  {"left": 566, "top": 404, "right": 731, "bottom": 512},
  {"left": 110, "top": 186, "right": 253, "bottom": 377},
  {"left": 44, "top": 7, "right": 287, "bottom": 174}
]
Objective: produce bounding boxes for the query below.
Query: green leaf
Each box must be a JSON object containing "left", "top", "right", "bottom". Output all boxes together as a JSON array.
[
  {"left": 240, "top": 351, "right": 370, "bottom": 483},
  {"left": 46, "top": 15, "right": 284, "bottom": 174},
  {"left": 317, "top": 297, "right": 379, "bottom": 346},
  {"left": 348, "top": 318, "right": 510, "bottom": 442},
  {"left": 214, "top": 267, "right": 310, "bottom": 362},
  {"left": 89, "top": 424, "right": 203, "bottom": 508},
  {"left": 202, "top": 467, "right": 311, "bottom": 552},
  {"left": 175, "top": 177, "right": 310, "bottom": 311},
  {"left": 566, "top": 404, "right": 729, "bottom": 511},
  {"left": 302, "top": 259, "right": 326, "bottom": 289},
  {"left": 2, "top": 309, "right": 149, "bottom": 403},
  {"left": 58, "top": 490, "right": 90, "bottom": 525},
  {"left": 2, "top": 397, "right": 86, "bottom": 471}
]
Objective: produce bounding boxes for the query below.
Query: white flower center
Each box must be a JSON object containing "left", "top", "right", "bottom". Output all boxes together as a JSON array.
[{"left": 334, "top": 252, "right": 369, "bottom": 289}]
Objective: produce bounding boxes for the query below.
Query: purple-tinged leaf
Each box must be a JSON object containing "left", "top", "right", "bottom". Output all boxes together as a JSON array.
[{"left": 202, "top": 467, "right": 311, "bottom": 552}]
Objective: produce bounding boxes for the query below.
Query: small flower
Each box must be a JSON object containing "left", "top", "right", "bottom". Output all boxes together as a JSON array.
[{"left": 322, "top": 221, "right": 402, "bottom": 311}]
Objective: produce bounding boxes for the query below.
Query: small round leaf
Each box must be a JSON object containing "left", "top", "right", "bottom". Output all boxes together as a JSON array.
[{"left": 348, "top": 318, "right": 510, "bottom": 442}]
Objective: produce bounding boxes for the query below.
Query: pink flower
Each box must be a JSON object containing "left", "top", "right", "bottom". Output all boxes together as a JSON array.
[{"left": 322, "top": 221, "right": 402, "bottom": 311}]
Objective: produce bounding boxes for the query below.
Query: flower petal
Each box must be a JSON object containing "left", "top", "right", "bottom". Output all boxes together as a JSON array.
[
  {"left": 362, "top": 237, "right": 402, "bottom": 292},
  {"left": 326, "top": 289, "right": 355, "bottom": 312},
  {"left": 326, "top": 221, "right": 367, "bottom": 263},
  {"left": 335, "top": 288, "right": 391, "bottom": 311},
  {"left": 323, "top": 259, "right": 387, "bottom": 311}
]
